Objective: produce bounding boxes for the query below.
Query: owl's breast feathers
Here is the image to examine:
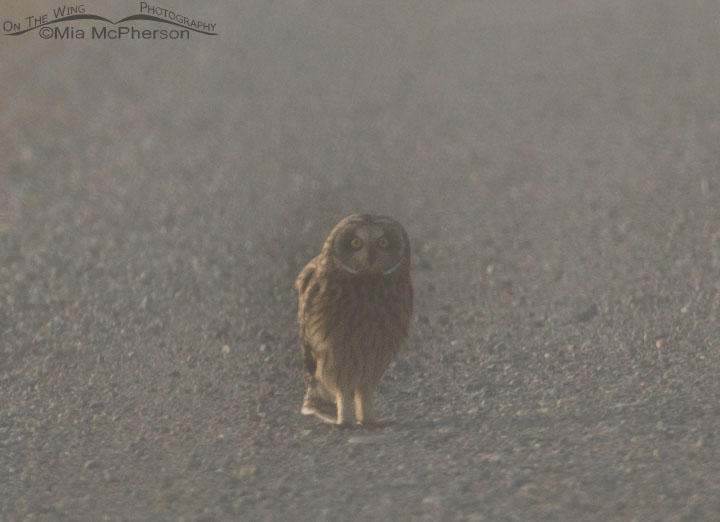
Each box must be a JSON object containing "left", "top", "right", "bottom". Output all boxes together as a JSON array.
[{"left": 296, "top": 256, "right": 412, "bottom": 385}]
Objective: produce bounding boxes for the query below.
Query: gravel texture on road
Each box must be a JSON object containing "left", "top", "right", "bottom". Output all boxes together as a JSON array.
[{"left": 2, "top": 1, "right": 720, "bottom": 521}]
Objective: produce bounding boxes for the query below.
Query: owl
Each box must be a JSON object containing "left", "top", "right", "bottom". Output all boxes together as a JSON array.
[{"left": 295, "top": 214, "right": 413, "bottom": 426}]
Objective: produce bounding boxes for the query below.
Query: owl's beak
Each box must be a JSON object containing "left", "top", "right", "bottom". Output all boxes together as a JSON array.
[{"left": 367, "top": 246, "right": 377, "bottom": 266}]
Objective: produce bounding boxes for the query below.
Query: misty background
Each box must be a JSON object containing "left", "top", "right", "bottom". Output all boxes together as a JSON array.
[{"left": 2, "top": 1, "right": 720, "bottom": 520}]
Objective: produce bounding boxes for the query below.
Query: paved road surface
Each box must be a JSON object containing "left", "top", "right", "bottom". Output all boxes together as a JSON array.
[{"left": 2, "top": 1, "right": 720, "bottom": 520}]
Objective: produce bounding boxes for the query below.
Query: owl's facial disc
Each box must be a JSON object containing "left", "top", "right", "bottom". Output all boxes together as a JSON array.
[{"left": 334, "top": 221, "right": 405, "bottom": 275}]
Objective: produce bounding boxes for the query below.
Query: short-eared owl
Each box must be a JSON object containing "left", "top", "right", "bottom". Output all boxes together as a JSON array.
[{"left": 295, "top": 214, "right": 413, "bottom": 426}]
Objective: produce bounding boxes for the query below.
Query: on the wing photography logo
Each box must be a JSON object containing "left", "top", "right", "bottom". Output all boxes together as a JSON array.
[{"left": 3, "top": 3, "right": 218, "bottom": 40}]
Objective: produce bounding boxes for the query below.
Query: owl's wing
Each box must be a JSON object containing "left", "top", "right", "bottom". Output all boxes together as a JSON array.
[
  {"left": 296, "top": 256, "right": 322, "bottom": 374},
  {"left": 301, "top": 339, "right": 316, "bottom": 376},
  {"left": 296, "top": 258, "right": 337, "bottom": 420},
  {"left": 295, "top": 257, "right": 318, "bottom": 295},
  {"left": 296, "top": 257, "right": 319, "bottom": 322}
]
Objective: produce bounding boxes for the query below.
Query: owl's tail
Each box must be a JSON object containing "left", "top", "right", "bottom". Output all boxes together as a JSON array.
[{"left": 301, "top": 376, "right": 337, "bottom": 423}]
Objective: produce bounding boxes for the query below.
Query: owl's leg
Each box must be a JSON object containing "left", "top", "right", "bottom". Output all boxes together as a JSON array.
[
  {"left": 335, "top": 388, "right": 354, "bottom": 427},
  {"left": 354, "top": 385, "right": 384, "bottom": 426}
]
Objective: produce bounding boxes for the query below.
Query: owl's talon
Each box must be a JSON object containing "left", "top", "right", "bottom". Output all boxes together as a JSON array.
[{"left": 301, "top": 393, "right": 337, "bottom": 424}]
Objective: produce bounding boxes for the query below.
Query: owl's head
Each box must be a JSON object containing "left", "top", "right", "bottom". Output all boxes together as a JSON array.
[{"left": 325, "top": 214, "right": 410, "bottom": 276}]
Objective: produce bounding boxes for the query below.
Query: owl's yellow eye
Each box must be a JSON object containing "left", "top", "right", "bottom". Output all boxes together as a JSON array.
[
  {"left": 351, "top": 237, "right": 363, "bottom": 249},
  {"left": 378, "top": 236, "right": 389, "bottom": 249}
]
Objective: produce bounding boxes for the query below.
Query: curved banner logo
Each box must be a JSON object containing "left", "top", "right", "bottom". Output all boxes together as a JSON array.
[{"left": 3, "top": 3, "right": 218, "bottom": 40}]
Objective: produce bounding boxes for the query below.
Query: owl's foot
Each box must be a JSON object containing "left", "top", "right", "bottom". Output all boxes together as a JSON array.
[
  {"left": 302, "top": 376, "right": 337, "bottom": 423},
  {"left": 301, "top": 397, "right": 337, "bottom": 424}
]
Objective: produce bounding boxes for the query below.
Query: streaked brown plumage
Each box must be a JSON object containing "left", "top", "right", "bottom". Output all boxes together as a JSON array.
[{"left": 296, "top": 214, "right": 413, "bottom": 426}]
